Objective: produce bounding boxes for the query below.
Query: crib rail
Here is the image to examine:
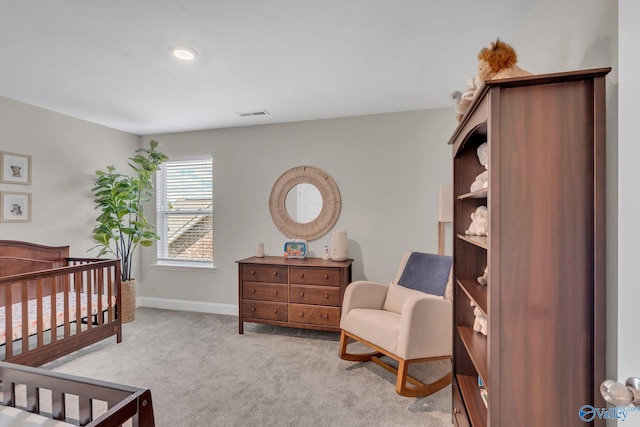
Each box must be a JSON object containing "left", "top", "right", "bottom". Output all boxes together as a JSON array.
[
  {"left": 0, "top": 360, "right": 154, "bottom": 426},
  {"left": 0, "top": 258, "right": 122, "bottom": 366}
]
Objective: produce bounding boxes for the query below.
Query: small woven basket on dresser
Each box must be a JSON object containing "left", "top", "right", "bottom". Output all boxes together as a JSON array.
[{"left": 121, "top": 280, "right": 136, "bottom": 323}]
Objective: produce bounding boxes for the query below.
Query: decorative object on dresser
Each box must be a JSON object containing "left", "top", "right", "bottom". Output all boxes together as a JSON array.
[
  {"left": 0, "top": 240, "right": 122, "bottom": 367},
  {"left": 237, "top": 256, "right": 352, "bottom": 334},
  {"left": 90, "top": 140, "right": 168, "bottom": 323},
  {"left": 339, "top": 251, "right": 453, "bottom": 397},
  {"left": 449, "top": 68, "right": 610, "bottom": 427}
]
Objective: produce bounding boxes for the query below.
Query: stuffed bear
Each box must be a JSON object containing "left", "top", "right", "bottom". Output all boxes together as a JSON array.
[
  {"left": 451, "top": 75, "right": 482, "bottom": 122},
  {"left": 470, "top": 143, "right": 489, "bottom": 192},
  {"left": 477, "top": 38, "right": 531, "bottom": 82},
  {"left": 477, "top": 266, "right": 488, "bottom": 285},
  {"left": 465, "top": 205, "right": 488, "bottom": 237}
]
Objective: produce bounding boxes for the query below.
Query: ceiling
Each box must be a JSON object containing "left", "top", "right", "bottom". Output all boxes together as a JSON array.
[{"left": 0, "top": 1, "right": 535, "bottom": 136}]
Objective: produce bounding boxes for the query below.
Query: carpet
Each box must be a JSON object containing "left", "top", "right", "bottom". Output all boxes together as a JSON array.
[{"left": 45, "top": 308, "right": 452, "bottom": 427}]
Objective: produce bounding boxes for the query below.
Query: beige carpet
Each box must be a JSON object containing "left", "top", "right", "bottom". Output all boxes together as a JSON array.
[{"left": 45, "top": 307, "right": 452, "bottom": 427}]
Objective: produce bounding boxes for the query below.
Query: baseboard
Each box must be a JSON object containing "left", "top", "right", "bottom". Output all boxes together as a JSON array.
[{"left": 136, "top": 296, "right": 238, "bottom": 316}]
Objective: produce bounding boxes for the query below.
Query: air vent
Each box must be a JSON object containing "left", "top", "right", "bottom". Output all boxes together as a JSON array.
[{"left": 237, "top": 110, "right": 270, "bottom": 117}]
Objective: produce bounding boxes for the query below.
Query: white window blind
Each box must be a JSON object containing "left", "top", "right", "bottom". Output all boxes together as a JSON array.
[{"left": 156, "top": 159, "right": 213, "bottom": 265}]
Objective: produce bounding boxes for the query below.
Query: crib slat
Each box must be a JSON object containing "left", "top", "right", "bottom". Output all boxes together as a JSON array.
[
  {"left": 75, "top": 272, "right": 82, "bottom": 329},
  {"left": 51, "top": 390, "right": 65, "bottom": 420},
  {"left": 63, "top": 276, "right": 70, "bottom": 338},
  {"left": 4, "top": 285, "right": 13, "bottom": 357},
  {"left": 26, "top": 384, "right": 39, "bottom": 413},
  {"left": 21, "top": 283, "right": 28, "bottom": 354},
  {"left": 36, "top": 278, "right": 44, "bottom": 347},
  {"left": 78, "top": 395, "right": 93, "bottom": 425},
  {"left": 50, "top": 280, "right": 57, "bottom": 344},
  {"left": 1, "top": 380, "right": 16, "bottom": 406}
]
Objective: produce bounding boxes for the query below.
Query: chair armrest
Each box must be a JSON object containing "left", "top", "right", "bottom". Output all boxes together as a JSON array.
[
  {"left": 341, "top": 281, "right": 388, "bottom": 315},
  {"left": 396, "top": 295, "right": 452, "bottom": 360}
]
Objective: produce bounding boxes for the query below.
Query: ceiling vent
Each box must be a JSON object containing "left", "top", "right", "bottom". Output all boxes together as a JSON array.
[{"left": 237, "top": 110, "right": 270, "bottom": 117}]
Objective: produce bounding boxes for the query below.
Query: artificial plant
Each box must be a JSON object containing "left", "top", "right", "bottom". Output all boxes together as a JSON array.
[{"left": 91, "top": 140, "right": 169, "bottom": 282}]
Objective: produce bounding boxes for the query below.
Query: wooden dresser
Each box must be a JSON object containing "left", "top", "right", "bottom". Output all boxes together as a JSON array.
[{"left": 237, "top": 256, "right": 353, "bottom": 333}]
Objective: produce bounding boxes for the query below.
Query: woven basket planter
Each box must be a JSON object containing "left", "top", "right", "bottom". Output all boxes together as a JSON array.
[{"left": 121, "top": 279, "right": 136, "bottom": 323}]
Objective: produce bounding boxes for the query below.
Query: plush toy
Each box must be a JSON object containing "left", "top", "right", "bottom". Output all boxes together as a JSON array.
[
  {"left": 477, "top": 38, "right": 531, "bottom": 82},
  {"left": 451, "top": 75, "right": 482, "bottom": 122},
  {"left": 477, "top": 266, "right": 488, "bottom": 285},
  {"left": 470, "top": 301, "right": 488, "bottom": 335},
  {"left": 465, "top": 205, "right": 488, "bottom": 237},
  {"left": 470, "top": 143, "right": 489, "bottom": 192}
]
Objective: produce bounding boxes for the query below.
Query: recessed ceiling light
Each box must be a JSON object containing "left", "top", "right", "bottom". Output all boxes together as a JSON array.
[{"left": 170, "top": 46, "right": 198, "bottom": 61}]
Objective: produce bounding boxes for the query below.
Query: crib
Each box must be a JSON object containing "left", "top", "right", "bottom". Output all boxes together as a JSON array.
[{"left": 0, "top": 240, "right": 122, "bottom": 367}]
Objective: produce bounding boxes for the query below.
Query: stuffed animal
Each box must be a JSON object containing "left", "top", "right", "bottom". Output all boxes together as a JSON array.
[
  {"left": 477, "top": 266, "right": 488, "bottom": 285},
  {"left": 477, "top": 38, "right": 531, "bottom": 82},
  {"left": 465, "top": 205, "right": 488, "bottom": 237},
  {"left": 451, "top": 75, "right": 482, "bottom": 122},
  {"left": 470, "top": 143, "right": 489, "bottom": 192},
  {"left": 470, "top": 301, "right": 488, "bottom": 335}
]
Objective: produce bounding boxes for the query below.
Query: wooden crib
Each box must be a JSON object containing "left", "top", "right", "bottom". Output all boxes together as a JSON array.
[{"left": 0, "top": 240, "right": 122, "bottom": 367}]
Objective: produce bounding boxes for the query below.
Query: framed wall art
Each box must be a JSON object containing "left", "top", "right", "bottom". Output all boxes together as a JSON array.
[
  {"left": 1, "top": 151, "right": 32, "bottom": 184},
  {"left": 0, "top": 191, "right": 31, "bottom": 222}
]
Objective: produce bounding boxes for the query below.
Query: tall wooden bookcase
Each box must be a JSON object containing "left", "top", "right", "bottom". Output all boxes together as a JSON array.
[{"left": 449, "top": 68, "right": 610, "bottom": 427}]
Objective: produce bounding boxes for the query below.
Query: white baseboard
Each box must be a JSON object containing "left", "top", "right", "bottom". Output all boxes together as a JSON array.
[{"left": 136, "top": 296, "right": 238, "bottom": 316}]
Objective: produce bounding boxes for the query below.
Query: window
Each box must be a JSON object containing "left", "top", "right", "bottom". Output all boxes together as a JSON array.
[{"left": 156, "top": 159, "right": 213, "bottom": 266}]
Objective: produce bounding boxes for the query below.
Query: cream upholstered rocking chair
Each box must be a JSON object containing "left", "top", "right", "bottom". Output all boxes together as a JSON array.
[{"left": 339, "top": 251, "right": 453, "bottom": 397}]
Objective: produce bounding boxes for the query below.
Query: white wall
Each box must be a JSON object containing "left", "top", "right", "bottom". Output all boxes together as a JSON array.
[
  {"left": 139, "top": 109, "right": 455, "bottom": 311},
  {"left": 0, "top": 96, "right": 138, "bottom": 257},
  {"left": 618, "top": 0, "right": 639, "bottom": 399}
]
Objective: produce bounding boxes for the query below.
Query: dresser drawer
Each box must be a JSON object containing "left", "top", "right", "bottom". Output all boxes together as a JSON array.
[
  {"left": 290, "top": 267, "right": 340, "bottom": 286},
  {"left": 290, "top": 304, "right": 340, "bottom": 327},
  {"left": 243, "top": 282, "right": 287, "bottom": 302},
  {"left": 242, "top": 265, "right": 287, "bottom": 283},
  {"left": 290, "top": 284, "right": 341, "bottom": 306},
  {"left": 242, "top": 300, "right": 288, "bottom": 322}
]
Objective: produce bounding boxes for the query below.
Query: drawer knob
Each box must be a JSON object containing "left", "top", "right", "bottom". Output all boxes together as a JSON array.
[
  {"left": 273, "top": 272, "right": 278, "bottom": 276},
  {"left": 324, "top": 274, "right": 329, "bottom": 279},
  {"left": 251, "top": 307, "right": 255, "bottom": 312},
  {"left": 300, "top": 312, "right": 304, "bottom": 317},
  {"left": 274, "top": 309, "right": 278, "bottom": 313},
  {"left": 273, "top": 290, "right": 278, "bottom": 295},
  {"left": 299, "top": 273, "right": 304, "bottom": 278},
  {"left": 454, "top": 408, "right": 461, "bottom": 414},
  {"left": 324, "top": 294, "right": 329, "bottom": 298},
  {"left": 324, "top": 314, "right": 329, "bottom": 319},
  {"left": 251, "top": 289, "right": 256, "bottom": 293},
  {"left": 250, "top": 270, "right": 255, "bottom": 275},
  {"left": 300, "top": 292, "right": 304, "bottom": 297}
]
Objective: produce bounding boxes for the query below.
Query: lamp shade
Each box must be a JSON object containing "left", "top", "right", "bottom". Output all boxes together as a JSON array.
[{"left": 438, "top": 185, "right": 453, "bottom": 222}]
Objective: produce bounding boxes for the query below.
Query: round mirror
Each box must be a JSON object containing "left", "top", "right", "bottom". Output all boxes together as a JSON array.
[
  {"left": 285, "top": 183, "right": 323, "bottom": 224},
  {"left": 269, "top": 166, "right": 341, "bottom": 241}
]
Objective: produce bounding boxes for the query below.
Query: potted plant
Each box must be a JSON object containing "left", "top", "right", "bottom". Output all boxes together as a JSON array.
[{"left": 91, "top": 140, "right": 168, "bottom": 322}]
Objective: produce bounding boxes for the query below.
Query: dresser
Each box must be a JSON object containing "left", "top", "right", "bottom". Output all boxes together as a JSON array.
[{"left": 237, "top": 256, "right": 353, "bottom": 333}]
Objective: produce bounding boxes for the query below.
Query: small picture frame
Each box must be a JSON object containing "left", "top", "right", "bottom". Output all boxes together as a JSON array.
[
  {"left": 1, "top": 151, "right": 32, "bottom": 185},
  {"left": 0, "top": 191, "right": 32, "bottom": 222}
]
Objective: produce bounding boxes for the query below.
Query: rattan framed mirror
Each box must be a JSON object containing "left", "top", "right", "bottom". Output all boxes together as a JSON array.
[{"left": 269, "top": 165, "right": 341, "bottom": 241}]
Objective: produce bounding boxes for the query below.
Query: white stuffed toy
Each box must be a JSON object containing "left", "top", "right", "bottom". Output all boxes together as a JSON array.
[
  {"left": 477, "top": 266, "right": 488, "bottom": 285},
  {"left": 451, "top": 75, "right": 482, "bottom": 122},
  {"left": 470, "top": 301, "right": 488, "bottom": 336},
  {"left": 465, "top": 206, "right": 488, "bottom": 236},
  {"left": 470, "top": 142, "right": 489, "bottom": 192}
]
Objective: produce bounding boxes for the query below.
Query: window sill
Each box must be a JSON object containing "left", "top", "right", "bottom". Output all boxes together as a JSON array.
[{"left": 152, "top": 262, "right": 217, "bottom": 272}]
